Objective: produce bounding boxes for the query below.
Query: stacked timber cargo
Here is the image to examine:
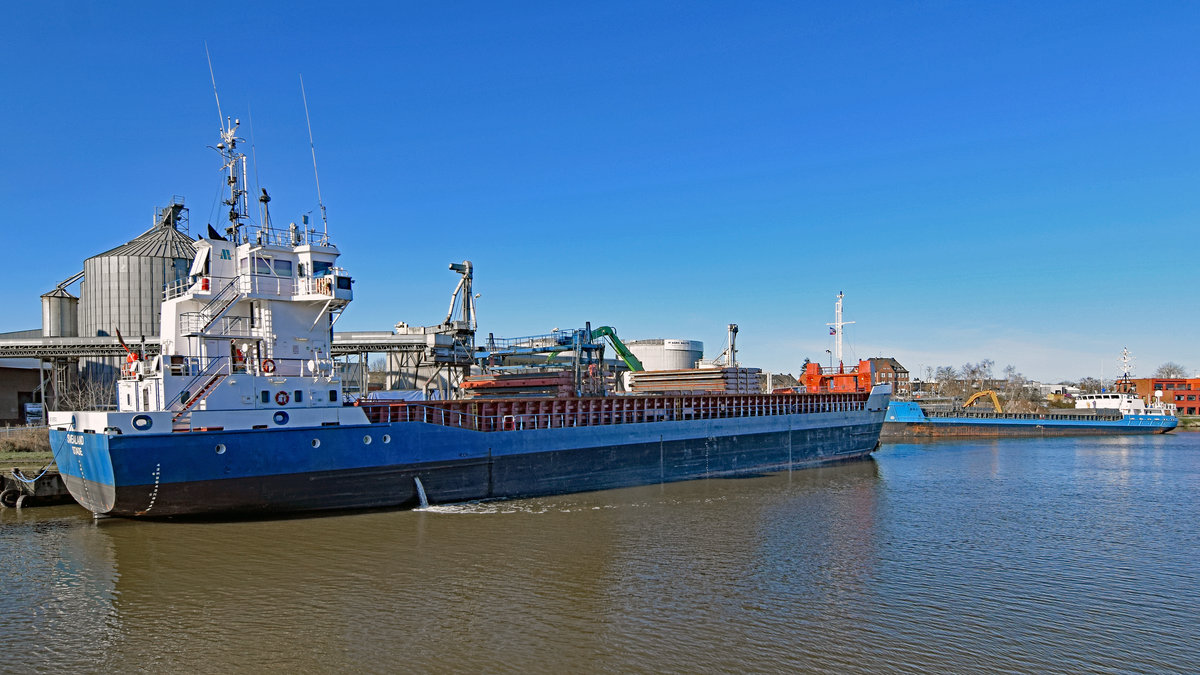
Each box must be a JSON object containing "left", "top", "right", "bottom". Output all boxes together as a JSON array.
[
  {"left": 629, "top": 367, "right": 762, "bottom": 395},
  {"left": 460, "top": 371, "right": 575, "bottom": 399}
]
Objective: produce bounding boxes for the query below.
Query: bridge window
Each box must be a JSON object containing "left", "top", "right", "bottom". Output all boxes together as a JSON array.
[{"left": 261, "top": 391, "right": 270, "bottom": 404}]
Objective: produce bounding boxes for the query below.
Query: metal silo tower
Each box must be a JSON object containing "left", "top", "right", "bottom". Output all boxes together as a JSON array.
[{"left": 78, "top": 198, "right": 196, "bottom": 381}]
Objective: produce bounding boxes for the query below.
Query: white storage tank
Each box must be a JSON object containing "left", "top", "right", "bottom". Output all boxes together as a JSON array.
[{"left": 627, "top": 339, "right": 704, "bottom": 371}]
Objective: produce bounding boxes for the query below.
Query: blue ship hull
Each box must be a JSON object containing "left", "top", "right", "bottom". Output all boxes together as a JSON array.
[
  {"left": 51, "top": 408, "right": 884, "bottom": 517},
  {"left": 882, "top": 401, "right": 1177, "bottom": 438}
]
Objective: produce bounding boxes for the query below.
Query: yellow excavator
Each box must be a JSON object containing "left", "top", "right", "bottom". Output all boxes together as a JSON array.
[{"left": 963, "top": 390, "right": 1003, "bottom": 413}]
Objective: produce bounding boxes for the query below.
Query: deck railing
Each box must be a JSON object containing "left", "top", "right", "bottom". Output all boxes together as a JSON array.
[
  {"left": 165, "top": 273, "right": 350, "bottom": 302},
  {"left": 358, "top": 392, "right": 870, "bottom": 432},
  {"left": 921, "top": 409, "right": 1128, "bottom": 422}
]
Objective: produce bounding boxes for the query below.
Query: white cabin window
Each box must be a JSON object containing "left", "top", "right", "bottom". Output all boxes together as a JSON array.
[{"left": 251, "top": 255, "right": 293, "bottom": 277}]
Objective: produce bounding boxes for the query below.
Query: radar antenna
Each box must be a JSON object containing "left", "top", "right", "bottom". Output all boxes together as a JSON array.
[
  {"left": 300, "top": 75, "right": 328, "bottom": 239},
  {"left": 1119, "top": 347, "right": 1134, "bottom": 379}
]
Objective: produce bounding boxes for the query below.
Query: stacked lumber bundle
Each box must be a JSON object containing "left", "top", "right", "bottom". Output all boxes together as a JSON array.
[
  {"left": 629, "top": 367, "right": 762, "bottom": 395},
  {"left": 460, "top": 371, "right": 575, "bottom": 399}
]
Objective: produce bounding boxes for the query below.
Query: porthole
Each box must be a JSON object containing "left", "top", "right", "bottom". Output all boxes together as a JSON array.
[
  {"left": 382, "top": 434, "right": 391, "bottom": 444},
  {"left": 215, "top": 444, "right": 226, "bottom": 455},
  {"left": 363, "top": 435, "right": 372, "bottom": 445},
  {"left": 311, "top": 439, "right": 321, "bottom": 448}
]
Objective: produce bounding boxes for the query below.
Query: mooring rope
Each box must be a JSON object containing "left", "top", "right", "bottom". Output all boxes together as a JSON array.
[
  {"left": 10, "top": 466, "right": 50, "bottom": 484},
  {"left": 10, "top": 431, "right": 68, "bottom": 484}
]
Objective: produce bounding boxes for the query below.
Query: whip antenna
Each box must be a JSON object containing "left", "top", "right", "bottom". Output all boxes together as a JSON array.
[
  {"left": 248, "top": 106, "right": 266, "bottom": 227},
  {"left": 204, "top": 42, "right": 223, "bottom": 131},
  {"left": 300, "top": 74, "right": 328, "bottom": 238}
]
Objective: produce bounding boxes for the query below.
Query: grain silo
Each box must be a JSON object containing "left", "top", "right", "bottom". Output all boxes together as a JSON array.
[
  {"left": 627, "top": 339, "right": 704, "bottom": 371},
  {"left": 78, "top": 200, "right": 196, "bottom": 340},
  {"left": 40, "top": 288, "right": 79, "bottom": 337}
]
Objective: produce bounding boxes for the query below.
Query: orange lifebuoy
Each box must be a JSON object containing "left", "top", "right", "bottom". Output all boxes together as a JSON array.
[
  {"left": 261, "top": 359, "right": 276, "bottom": 373},
  {"left": 275, "top": 391, "right": 289, "bottom": 406}
]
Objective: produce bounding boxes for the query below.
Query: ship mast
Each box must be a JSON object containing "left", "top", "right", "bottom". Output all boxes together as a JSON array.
[
  {"left": 206, "top": 49, "right": 249, "bottom": 242},
  {"left": 1116, "top": 347, "right": 1135, "bottom": 392},
  {"left": 826, "top": 291, "right": 854, "bottom": 369},
  {"left": 217, "top": 117, "right": 249, "bottom": 241}
]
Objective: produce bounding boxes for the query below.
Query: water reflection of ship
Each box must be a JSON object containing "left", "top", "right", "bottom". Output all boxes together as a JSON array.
[
  {"left": 64, "top": 464, "right": 881, "bottom": 671},
  {"left": 0, "top": 508, "right": 120, "bottom": 672}
]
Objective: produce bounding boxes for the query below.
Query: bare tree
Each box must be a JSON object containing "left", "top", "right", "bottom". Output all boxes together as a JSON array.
[
  {"left": 1077, "top": 377, "right": 1101, "bottom": 394},
  {"left": 1153, "top": 362, "right": 1188, "bottom": 378},
  {"left": 54, "top": 377, "right": 117, "bottom": 411},
  {"left": 934, "top": 365, "right": 958, "bottom": 396},
  {"left": 1002, "top": 364, "right": 1026, "bottom": 400}
]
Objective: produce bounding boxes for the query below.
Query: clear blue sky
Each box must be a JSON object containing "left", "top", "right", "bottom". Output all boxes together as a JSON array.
[{"left": 2, "top": 1, "right": 1197, "bottom": 382}]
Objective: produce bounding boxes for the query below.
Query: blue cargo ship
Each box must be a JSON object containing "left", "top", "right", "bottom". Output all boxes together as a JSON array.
[
  {"left": 48, "top": 116, "right": 890, "bottom": 518},
  {"left": 882, "top": 396, "right": 1177, "bottom": 439}
]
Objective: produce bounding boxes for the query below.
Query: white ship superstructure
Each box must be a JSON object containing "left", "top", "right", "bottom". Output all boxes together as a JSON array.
[
  {"left": 1074, "top": 392, "right": 1176, "bottom": 416},
  {"left": 53, "top": 116, "right": 367, "bottom": 435}
]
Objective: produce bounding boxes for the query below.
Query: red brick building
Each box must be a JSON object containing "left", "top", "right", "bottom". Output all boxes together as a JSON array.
[
  {"left": 1125, "top": 377, "right": 1200, "bottom": 415},
  {"left": 868, "top": 357, "right": 910, "bottom": 395}
]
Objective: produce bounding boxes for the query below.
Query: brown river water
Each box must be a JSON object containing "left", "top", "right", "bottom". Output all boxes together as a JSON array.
[{"left": 2, "top": 434, "right": 1197, "bottom": 673}]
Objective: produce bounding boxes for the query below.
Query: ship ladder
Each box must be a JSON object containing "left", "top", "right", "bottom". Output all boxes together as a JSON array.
[{"left": 171, "top": 373, "right": 227, "bottom": 424}]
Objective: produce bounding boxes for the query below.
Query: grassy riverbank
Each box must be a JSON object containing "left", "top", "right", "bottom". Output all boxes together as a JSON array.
[
  {"left": 1175, "top": 416, "right": 1200, "bottom": 431},
  {"left": 0, "top": 428, "right": 55, "bottom": 473}
]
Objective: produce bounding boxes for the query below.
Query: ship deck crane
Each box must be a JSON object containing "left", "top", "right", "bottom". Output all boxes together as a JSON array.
[
  {"left": 963, "top": 390, "right": 1003, "bottom": 413},
  {"left": 590, "top": 326, "right": 644, "bottom": 372}
]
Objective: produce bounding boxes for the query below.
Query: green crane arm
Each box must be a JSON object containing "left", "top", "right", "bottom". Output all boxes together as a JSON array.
[{"left": 591, "top": 326, "right": 644, "bottom": 372}]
